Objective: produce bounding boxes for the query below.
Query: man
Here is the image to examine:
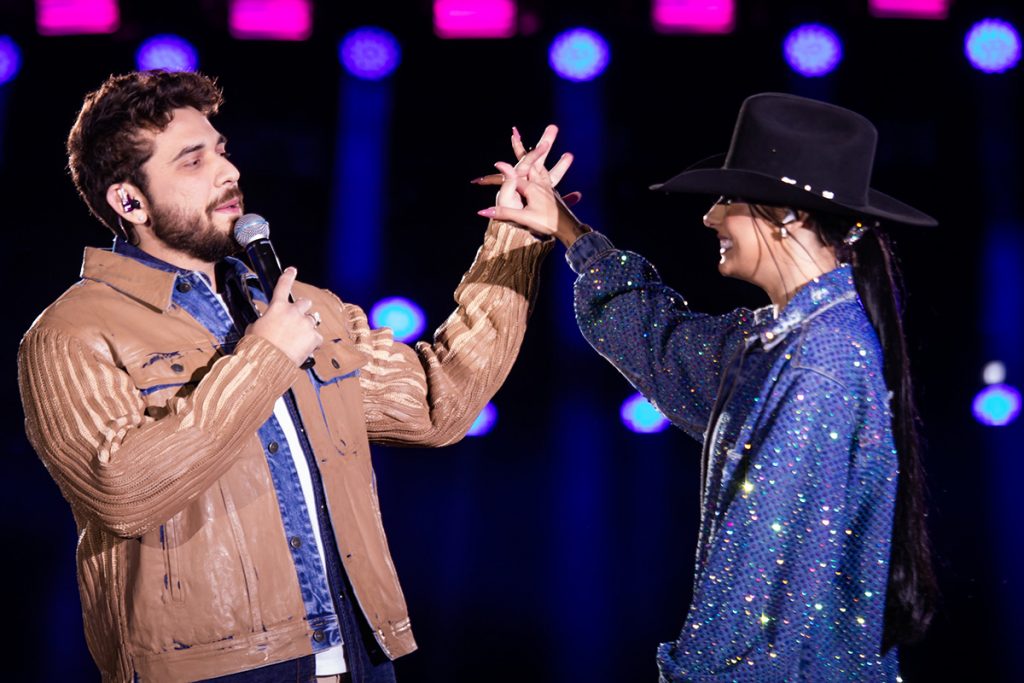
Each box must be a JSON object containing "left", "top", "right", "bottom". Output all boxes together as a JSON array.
[{"left": 18, "top": 70, "right": 555, "bottom": 682}]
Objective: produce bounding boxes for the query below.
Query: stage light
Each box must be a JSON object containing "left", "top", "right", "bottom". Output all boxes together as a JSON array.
[
  {"left": 965, "top": 19, "right": 1021, "bottom": 74},
  {"left": 434, "top": 0, "right": 517, "bottom": 39},
  {"left": 467, "top": 402, "right": 498, "bottom": 436},
  {"left": 35, "top": 0, "right": 119, "bottom": 36},
  {"left": 651, "top": 0, "right": 735, "bottom": 35},
  {"left": 973, "top": 383, "right": 1021, "bottom": 427},
  {"left": 136, "top": 35, "right": 198, "bottom": 72},
  {"left": 548, "top": 28, "right": 610, "bottom": 82},
  {"left": 339, "top": 27, "right": 402, "bottom": 81},
  {"left": 0, "top": 37, "right": 22, "bottom": 86},
  {"left": 983, "top": 360, "right": 1007, "bottom": 385},
  {"left": 620, "top": 393, "right": 670, "bottom": 434},
  {"left": 370, "top": 297, "right": 426, "bottom": 343},
  {"left": 868, "top": 0, "right": 949, "bottom": 20},
  {"left": 229, "top": 0, "right": 312, "bottom": 41},
  {"left": 783, "top": 23, "right": 842, "bottom": 77}
]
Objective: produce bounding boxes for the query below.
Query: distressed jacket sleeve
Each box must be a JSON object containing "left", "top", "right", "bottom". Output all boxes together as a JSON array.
[
  {"left": 18, "top": 331, "right": 299, "bottom": 538},
  {"left": 657, "top": 370, "right": 860, "bottom": 680},
  {"left": 350, "top": 220, "right": 552, "bottom": 447},
  {"left": 568, "top": 231, "right": 753, "bottom": 439}
]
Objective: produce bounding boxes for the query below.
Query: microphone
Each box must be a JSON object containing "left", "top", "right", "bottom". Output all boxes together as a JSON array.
[
  {"left": 233, "top": 213, "right": 282, "bottom": 295},
  {"left": 233, "top": 213, "right": 315, "bottom": 370}
]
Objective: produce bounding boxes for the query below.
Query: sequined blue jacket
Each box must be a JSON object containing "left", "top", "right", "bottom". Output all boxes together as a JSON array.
[{"left": 567, "top": 231, "right": 900, "bottom": 682}]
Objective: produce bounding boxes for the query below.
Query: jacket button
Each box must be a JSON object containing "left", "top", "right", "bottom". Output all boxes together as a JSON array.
[
  {"left": 267, "top": 441, "right": 279, "bottom": 454},
  {"left": 176, "top": 280, "right": 192, "bottom": 293},
  {"left": 331, "top": 358, "right": 340, "bottom": 369},
  {"left": 170, "top": 363, "right": 184, "bottom": 373},
  {"left": 289, "top": 536, "right": 302, "bottom": 549},
  {"left": 312, "top": 630, "right": 326, "bottom": 643}
]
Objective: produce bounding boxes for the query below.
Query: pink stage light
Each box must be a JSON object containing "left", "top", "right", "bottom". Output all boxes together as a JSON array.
[
  {"left": 434, "top": 0, "right": 517, "bottom": 39},
  {"left": 869, "top": 0, "right": 949, "bottom": 20},
  {"left": 652, "top": 0, "right": 735, "bottom": 35},
  {"left": 35, "top": 0, "right": 119, "bottom": 36},
  {"left": 229, "top": 0, "right": 312, "bottom": 41}
]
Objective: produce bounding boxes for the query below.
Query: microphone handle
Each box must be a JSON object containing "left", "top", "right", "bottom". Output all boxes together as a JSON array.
[
  {"left": 244, "top": 238, "right": 315, "bottom": 370},
  {"left": 246, "top": 239, "right": 284, "bottom": 296}
]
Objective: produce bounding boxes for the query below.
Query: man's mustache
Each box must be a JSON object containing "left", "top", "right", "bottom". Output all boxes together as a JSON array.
[{"left": 207, "top": 187, "right": 245, "bottom": 214}]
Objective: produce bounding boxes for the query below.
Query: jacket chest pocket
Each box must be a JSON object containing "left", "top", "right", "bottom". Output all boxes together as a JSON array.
[
  {"left": 306, "top": 340, "right": 369, "bottom": 455},
  {"left": 124, "top": 346, "right": 219, "bottom": 415}
]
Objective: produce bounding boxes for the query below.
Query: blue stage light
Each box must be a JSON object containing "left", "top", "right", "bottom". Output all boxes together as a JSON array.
[
  {"left": 339, "top": 27, "right": 402, "bottom": 80},
  {"left": 964, "top": 19, "right": 1021, "bottom": 74},
  {"left": 467, "top": 402, "right": 498, "bottom": 437},
  {"left": 370, "top": 297, "right": 426, "bottom": 343},
  {"left": 620, "top": 392, "right": 670, "bottom": 434},
  {"left": 783, "top": 23, "right": 843, "bottom": 77},
  {"left": 0, "top": 36, "right": 21, "bottom": 85},
  {"left": 973, "top": 383, "right": 1022, "bottom": 427},
  {"left": 136, "top": 35, "right": 198, "bottom": 72},
  {"left": 548, "top": 28, "right": 610, "bottom": 82}
]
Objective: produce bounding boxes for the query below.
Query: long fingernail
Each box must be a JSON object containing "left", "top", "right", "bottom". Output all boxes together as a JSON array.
[
  {"left": 477, "top": 208, "right": 496, "bottom": 218},
  {"left": 512, "top": 126, "right": 520, "bottom": 140},
  {"left": 470, "top": 177, "right": 484, "bottom": 184}
]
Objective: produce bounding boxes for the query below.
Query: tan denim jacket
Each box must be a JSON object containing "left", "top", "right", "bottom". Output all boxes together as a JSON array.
[{"left": 18, "top": 221, "right": 550, "bottom": 682}]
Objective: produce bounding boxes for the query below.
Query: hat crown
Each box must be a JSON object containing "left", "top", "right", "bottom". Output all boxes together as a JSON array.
[{"left": 724, "top": 93, "right": 877, "bottom": 205}]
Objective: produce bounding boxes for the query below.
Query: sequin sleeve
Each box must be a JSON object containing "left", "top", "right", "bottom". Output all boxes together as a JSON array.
[
  {"left": 568, "top": 232, "right": 753, "bottom": 440},
  {"left": 656, "top": 368, "right": 888, "bottom": 680}
]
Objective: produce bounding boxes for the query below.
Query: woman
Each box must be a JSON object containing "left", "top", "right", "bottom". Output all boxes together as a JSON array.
[{"left": 479, "top": 93, "right": 939, "bottom": 680}]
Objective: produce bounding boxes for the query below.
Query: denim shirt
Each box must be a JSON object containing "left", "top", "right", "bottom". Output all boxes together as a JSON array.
[
  {"left": 568, "top": 232, "right": 900, "bottom": 681},
  {"left": 111, "top": 239, "right": 345, "bottom": 659}
]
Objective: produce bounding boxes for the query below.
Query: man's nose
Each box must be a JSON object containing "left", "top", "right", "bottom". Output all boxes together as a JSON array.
[{"left": 219, "top": 156, "right": 240, "bottom": 185}]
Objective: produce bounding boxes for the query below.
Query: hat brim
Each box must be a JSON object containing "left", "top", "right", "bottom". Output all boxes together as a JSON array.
[{"left": 650, "top": 157, "right": 938, "bottom": 227}]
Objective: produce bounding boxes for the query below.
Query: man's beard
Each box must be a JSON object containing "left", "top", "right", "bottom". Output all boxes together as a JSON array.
[{"left": 148, "top": 189, "right": 244, "bottom": 263}]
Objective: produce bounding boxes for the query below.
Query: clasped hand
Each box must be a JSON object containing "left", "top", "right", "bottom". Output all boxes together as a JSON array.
[{"left": 474, "top": 125, "right": 586, "bottom": 247}]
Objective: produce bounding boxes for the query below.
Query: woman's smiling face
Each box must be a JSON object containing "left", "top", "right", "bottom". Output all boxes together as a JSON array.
[{"left": 703, "top": 197, "right": 776, "bottom": 284}]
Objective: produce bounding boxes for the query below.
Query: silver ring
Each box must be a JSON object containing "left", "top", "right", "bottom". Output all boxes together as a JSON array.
[{"left": 307, "top": 311, "right": 321, "bottom": 328}]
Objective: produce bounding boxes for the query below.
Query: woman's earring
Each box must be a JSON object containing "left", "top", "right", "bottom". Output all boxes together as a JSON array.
[{"left": 779, "top": 210, "right": 796, "bottom": 238}]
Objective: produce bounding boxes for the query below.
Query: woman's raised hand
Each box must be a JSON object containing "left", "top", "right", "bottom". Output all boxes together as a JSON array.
[{"left": 475, "top": 124, "right": 586, "bottom": 245}]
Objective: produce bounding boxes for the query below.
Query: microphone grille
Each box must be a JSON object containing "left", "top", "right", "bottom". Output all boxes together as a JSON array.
[{"left": 233, "top": 213, "right": 270, "bottom": 246}]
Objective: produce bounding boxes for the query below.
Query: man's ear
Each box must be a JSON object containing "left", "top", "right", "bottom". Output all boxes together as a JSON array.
[{"left": 105, "top": 182, "right": 148, "bottom": 225}]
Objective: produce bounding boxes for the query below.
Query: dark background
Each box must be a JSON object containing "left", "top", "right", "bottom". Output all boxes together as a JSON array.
[{"left": 1, "top": 1, "right": 1020, "bottom": 680}]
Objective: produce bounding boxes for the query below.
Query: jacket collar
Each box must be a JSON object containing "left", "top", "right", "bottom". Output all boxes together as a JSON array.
[
  {"left": 80, "top": 238, "right": 250, "bottom": 312},
  {"left": 752, "top": 264, "right": 858, "bottom": 350}
]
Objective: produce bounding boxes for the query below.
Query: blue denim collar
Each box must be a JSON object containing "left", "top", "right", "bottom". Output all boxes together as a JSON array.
[
  {"left": 112, "top": 237, "right": 252, "bottom": 286},
  {"left": 112, "top": 237, "right": 184, "bottom": 275},
  {"left": 754, "top": 264, "right": 858, "bottom": 350}
]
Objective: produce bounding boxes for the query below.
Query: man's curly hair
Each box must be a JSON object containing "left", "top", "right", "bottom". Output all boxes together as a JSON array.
[{"left": 67, "top": 70, "right": 224, "bottom": 239}]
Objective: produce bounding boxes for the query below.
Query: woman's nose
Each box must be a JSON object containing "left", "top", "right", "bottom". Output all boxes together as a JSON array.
[{"left": 703, "top": 202, "right": 723, "bottom": 229}]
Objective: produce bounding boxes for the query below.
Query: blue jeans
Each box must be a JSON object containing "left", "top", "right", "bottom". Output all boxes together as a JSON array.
[{"left": 200, "top": 655, "right": 317, "bottom": 682}]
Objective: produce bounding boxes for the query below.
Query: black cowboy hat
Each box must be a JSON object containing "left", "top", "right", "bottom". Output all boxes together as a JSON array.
[{"left": 650, "top": 92, "right": 938, "bottom": 227}]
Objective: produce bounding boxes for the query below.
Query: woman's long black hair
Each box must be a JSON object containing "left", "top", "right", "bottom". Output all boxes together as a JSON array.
[{"left": 763, "top": 206, "right": 940, "bottom": 651}]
